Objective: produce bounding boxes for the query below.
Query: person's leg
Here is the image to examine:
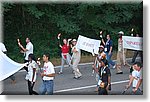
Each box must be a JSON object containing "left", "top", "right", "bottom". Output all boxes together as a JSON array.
[
  {"left": 132, "top": 88, "right": 143, "bottom": 95},
  {"left": 72, "top": 58, "right": 78, "bottom": 78},
  {"left": 72, "top": 58, "right": 82, "bottom": 78},
  {"left": 132, "top": 51, "right": 138, "bottom": 63},
  {"left": 139, "top": 51, "right": 143, "bottom": 63},
  {"left": 66, "top": 54, "right": 72, "bottom": 67},
  {"left": 46, "top": 80, "right": 54, "bottom": 95},
  {"left": 116, "top": 52, "right": 123, "bottom": 74},
  {"left": 59, "top": 54, "right": 65, "bottom": 73},
  {"left": 105, "top": 52, "right": 110, "bottom": 67},
  {"left": 39, "top": 81, "right": 46, "bottom": 95},
  {"left": 31, "top": 82, "right": 39, "bottom": 95},
  {"left": 27, "top": 80, "right": 32, "bottom": 95},
  {"left": 24, "top": 60, "right": 29, "bottom": 72},
  {"left": 108, "top": 52, "right": 115, "bottom": 67}
]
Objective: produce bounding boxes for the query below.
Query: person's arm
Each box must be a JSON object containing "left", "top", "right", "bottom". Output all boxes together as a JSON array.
[
  {"left": 59, "top": 44, "right": 62, "bottom": 48},
  {"left": 106, "top": 68, "right": 111, "bottom": 90},
  {"left": 72, "top": 47, "right": 78, "bottom": 53},
  {"left": 32, "top": 68, "right": 36, "bottom": 82},
  {"left": 106, "top": 76, "right": 111, "bottom": 90},
  {"left": 109, "top": 46, "right": 113, "bottom": 55},
  {"left": 126, "top": 75, "right": 134, "bottom": 89},
  {"left": 67, "top": 39, "right": 72, "bottom": 46},
  {"left": 41, "top": 73, "right": 56, "bottom": 77},
  {"left": 41, "top": 63, "right": 56, "bottom": 77},
  {"left": 109, "top": 40, "right": 113, "bottom": 55},
  {"left": 18, "top": 43, "right": 28, "bottom": 52},
  {"left": 133, "top": 79, "right": 143, "bottom": 92},
  {"left": 101, "top": 39, "right": 105, "bottom": 45},
  {"left": 92, "top": 65, "right": 99, "bottom": 74}
]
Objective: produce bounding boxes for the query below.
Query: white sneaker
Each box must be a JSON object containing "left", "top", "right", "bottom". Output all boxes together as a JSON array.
[{"left": 113, "top": 65, "right": 116, "bottom": 69}]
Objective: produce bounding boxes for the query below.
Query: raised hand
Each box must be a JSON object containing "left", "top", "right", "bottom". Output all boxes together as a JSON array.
[
  {"left": 57, "top": 33, "right": 61, "bottom": 39},
  {"left": 99, "top": 31, "right": 103, "bottom": 38}
]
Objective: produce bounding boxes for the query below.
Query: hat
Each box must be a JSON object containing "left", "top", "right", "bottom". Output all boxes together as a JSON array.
[
  {"left": 99, "top": 45, "right": 104, "bottom": 49},
  {"left": 72, "top": 39, "right": 77, "bottom": 42},
  {"left": 118, "top": 31, "right": 124, "bottom": 35}
]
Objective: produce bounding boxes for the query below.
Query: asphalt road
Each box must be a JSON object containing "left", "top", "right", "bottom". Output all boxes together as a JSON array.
[{"left": 1, "top": 59, "right": 143, "bottom": 95}]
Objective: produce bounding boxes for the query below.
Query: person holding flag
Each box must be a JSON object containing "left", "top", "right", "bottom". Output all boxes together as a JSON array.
[
  {"left": 71, "top": 39, "right": 82, "bottom": 79},
  {"left": 57, "top": 33, "right": 72, "bottom": 74}
]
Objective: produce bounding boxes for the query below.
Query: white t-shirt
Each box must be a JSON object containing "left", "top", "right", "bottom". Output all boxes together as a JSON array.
[
  {"left": 0, "top": 42, "right": 7, "bottom": 52},
  {"left": 43, "top": 61, "right": 55, "bottom": 80},
  {"left": 25, "top": 42, "right": 33, "bottom": 60},
  {"left": 27, "top": 60, "right": 37, "bottom": 82},
  {"left": 132, "top": 69, "right": 142, "bottom": 87}
]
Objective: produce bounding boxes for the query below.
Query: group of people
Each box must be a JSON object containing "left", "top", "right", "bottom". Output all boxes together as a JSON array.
[
  {"left": 17, "top": 38, "right": 56, "bottom": 95},
  {"left": 58, "top": 34, "right": 82, "bottom": 79},
  {"left": 0, "top": 30, "right": 143, "bottom": 95}
]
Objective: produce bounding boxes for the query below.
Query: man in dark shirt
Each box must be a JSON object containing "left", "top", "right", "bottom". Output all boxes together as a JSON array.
[
  {"left": 102, "top": 34, "right": 116, "bottom": 68},
  {"left": 98, "top": 59, "right": 111, "bottom": 95}
]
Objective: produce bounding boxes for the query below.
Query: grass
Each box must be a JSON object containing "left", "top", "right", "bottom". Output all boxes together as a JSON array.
[{"left": 50, "top": 50, "right": 135, "bottom": 66}]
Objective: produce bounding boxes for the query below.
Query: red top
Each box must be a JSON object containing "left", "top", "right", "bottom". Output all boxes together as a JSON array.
[{"left": 61, "top": 44, "right": 69, "bottom": 53}]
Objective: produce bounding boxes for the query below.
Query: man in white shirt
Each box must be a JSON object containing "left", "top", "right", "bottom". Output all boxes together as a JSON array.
[
  {"left": 18, "top": 38, "right": 33, "bottom": 72},
  {"left": 0, "top": 42, "right": 16, "bottom": 84},
  {"left": 71, "top": 39, "right": 82, "bottom": 79},
  {"left": 126, "top": 62, "right": 143, "bottom": 95},
  {"left": 39, "top": 53, "right": 55, "bottom": 95}
]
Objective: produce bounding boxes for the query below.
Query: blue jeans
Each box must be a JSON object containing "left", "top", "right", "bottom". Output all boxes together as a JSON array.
[
  {"left": 105, "top": 52, "right": 115, "bottom": 67},
  {"left": 39, "top": 80, "right": 54, "bottom": 95},
  {"left": 132, "top": 88, "right": 143, "bottom": 95},
  {"left": 60, "top": 53, "right": 72, "bottom": 72}
]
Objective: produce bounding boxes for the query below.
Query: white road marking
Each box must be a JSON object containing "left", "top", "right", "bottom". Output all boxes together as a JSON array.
[{"left": 54, "top": 80, "right": 129, "bottom": 93}]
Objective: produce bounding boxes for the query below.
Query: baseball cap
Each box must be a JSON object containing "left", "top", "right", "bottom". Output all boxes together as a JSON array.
[
  {"left": 118, "top": 31, "right": 124, "bottom": 35},
  {"left": 72, "top": 39, "right": 77, "bottom": 42}
]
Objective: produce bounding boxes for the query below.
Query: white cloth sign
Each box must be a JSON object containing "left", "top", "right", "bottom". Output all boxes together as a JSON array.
[
  {"left": 0, "top": 51, "right": 25, "bottom": 81},
  {"left": 76, "top": 35, "right": 101, "bottom": 55},
  {"left": 122, "top": 36, "right": 143, "bottom": 51}
]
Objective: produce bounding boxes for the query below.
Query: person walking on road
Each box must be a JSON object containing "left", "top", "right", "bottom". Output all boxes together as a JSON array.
[
  {"left": 116, "top": 31, "right": 131, "bottom": 74},
  {"left": 18, "top": 38, "right": 33, "bottom": 72},
  {"left": 26, "top": 54, "right": 38, "bottom": 95},
  {"left": 101, "top": 34, "right": 116, "bottom": 69},
  {"left": 98, "top": 59, "right": 111, "bottom": 95},
  {"left": 71, "top": 39, "right": 82, "bottom": 79},
  {"left": 39, "top": 53, "right": 55, "bottom": 95},
  {"left": 58, "top": 38, "right": 72, "bottom": 74}
]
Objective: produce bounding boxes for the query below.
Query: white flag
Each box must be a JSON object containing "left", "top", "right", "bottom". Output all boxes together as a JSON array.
[
  {"left": 76, "top": 35, "right": 101, "bottom": 55},
  {"left": 122, "top": 36, "right": 143, "bottom": 51},
  {"left": 0, "top": 51, "right": 25, "bottom": 81}
]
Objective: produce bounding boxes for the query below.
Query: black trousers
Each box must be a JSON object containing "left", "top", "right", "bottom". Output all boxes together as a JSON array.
[
  {"left": 132, "top": 51, "right": 143, "bottom": 63},
  {"left": 24, "top": 60, "right": 29, "bottom": 72},
  {"left": 27, "top": 80, "right": 39, "bottom": 95},
  {"left": 98, "top": 87, "right": 108, "bottom": 95}
]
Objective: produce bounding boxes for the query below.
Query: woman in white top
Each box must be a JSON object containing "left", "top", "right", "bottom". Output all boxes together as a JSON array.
[{"left": 26, "top": 54, "right": 38, "bottom": 95}]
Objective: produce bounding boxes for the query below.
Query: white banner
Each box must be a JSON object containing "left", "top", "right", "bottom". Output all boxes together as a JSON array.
[
  {"left": 76, "top": 35, "right": 101, "bottom": 55},
  {"left": 122, "top": 36, "right": 143, "bottom": 51},
  {"left": 0, "top": 51, "right": 25, "bottom": 81}
]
